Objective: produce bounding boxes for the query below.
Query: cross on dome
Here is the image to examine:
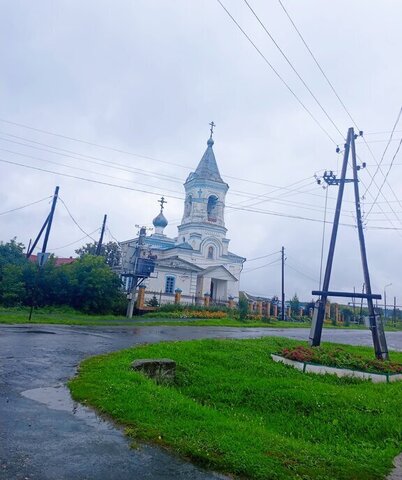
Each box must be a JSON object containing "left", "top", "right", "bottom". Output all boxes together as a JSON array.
[
  {"left": 158, "top": 196, "right": 167, "bottom": 212},
  {"left": 209, "top": 121, "right": 216, "bottom": 138}
]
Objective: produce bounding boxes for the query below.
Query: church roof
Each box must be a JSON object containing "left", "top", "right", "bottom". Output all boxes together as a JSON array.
[{"left": 186, "top": 136, "right": 225, "bottom": 184}]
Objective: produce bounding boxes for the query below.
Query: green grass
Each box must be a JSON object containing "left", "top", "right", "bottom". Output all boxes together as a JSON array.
[
  {"left": 69, "top": 337, "right": 402, "bottom": 480},
  {"left": 1, "top": 307, "right": 401, "bottom": 330},
  {"left": 0, "top": 307, "right": 130, "bottom": 325}
]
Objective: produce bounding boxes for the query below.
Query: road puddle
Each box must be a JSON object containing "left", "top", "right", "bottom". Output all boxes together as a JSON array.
[{"left": 21, "top": 385, "right": 115, "bottom": 431}]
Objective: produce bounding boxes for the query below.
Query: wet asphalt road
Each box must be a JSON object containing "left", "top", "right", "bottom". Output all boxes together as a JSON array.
[{"left": 1, "top": 325, "right": 401, "bottom": 480}]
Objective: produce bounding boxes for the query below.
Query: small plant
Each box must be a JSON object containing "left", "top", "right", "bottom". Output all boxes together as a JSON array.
[{"left": 146, "top": 295, "right": 159, "bottom": 307}]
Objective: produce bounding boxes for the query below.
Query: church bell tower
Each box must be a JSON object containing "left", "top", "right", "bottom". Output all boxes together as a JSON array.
[{"left": 178, "top": 122, "right": 230, "bottom": 258}]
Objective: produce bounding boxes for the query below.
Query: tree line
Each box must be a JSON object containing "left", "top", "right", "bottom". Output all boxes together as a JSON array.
[{"left": 0, "top": 239, "right": 125, "bottom": 314}]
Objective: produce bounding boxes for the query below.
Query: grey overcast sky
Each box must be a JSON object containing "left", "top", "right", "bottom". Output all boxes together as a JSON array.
[{"left": 1, "top": 0, "right": 402, "bottom": 302}]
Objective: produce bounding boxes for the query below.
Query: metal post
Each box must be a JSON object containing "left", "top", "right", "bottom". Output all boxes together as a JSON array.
[
  {"left": 96, "top": 214, "right": 107, "bottom": 256},
  {"left": 350, "top": 131, "right": 389, "bottom": 359},
  {"left": 393, "top": 296, "right": 397, "bottom": 328},
  {"left": 309, "top": 129, "right": 352, "bottom": 346},
  {"left": 281, "top": 246, "right": 285, "bottom": 321}
]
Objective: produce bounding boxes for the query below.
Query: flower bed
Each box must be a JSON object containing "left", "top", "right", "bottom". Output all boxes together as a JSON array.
[
  {"left": 144, "top": 310, "right": 228, "bottom": 319},
  {"left": 279, "top": 345, "right": 402, "bottom": 374}
]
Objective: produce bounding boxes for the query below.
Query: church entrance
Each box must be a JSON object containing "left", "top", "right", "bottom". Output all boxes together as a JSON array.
[
  {"left": 210, "top": 280, "right": 215, "bottom": 300},
  {"left": 209, "top": 278, "right": 227, "bottom": 304}
]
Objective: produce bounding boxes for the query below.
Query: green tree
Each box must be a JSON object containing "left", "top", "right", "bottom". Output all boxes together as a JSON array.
[
  {"left": 289, "top": 293, "right": 300, "bottom": 316},
  {"left": 238, "top": 296, "right": 249, "bottom": 320},
  {"left": 340, "top": 306, "right": 353, "bottom": 327},
  {"left": 75, "top": 241, "right": 121, "bottom": 267},
  {"left": 65, "top": 255, "right": 124, "bottom": 313},
  {"left": 0, "top": 239, "right": 27, "bottom": 306},
  {"left": 0, "top": 264, "right": 25, "bottom": 306}
]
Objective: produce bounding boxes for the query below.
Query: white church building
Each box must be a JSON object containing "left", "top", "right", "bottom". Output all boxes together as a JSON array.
[{"left": 119, "top": 128, "right": 246, "bottom": 305}]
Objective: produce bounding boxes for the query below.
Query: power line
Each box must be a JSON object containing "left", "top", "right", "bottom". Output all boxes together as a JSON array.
[
  {"left": 286, "top": 263, "right": 318, "bottom": 283},
  {"left": 0, "top": 135, "right": 351, "bottom": 215},
  {"left": 216, "top": 0, "right": 339, "bottom": 145},
  {"left": 276, "top": 0, "right": 402, "bottom": 230},
  {"left": 242, "top": 258, "right": 281, "bottom": 274},
  {"left": 0, "top": 196, "right": 52, "bottom": 216},
  {"left": 52, "top": 228, "right": 100, "bottom": 250},
  {"left": 244, "top": 0, "right": 343, "bottom": 137},
  {"left": 246, "top": 250, "right": 281, "bottom": 262},
  {"left": 106, "top": 227, "right": 122, "bottom": 246},
  {"left": 0, "top": 129, "right": 334, "bottom": 202},
  {"left": 58, "top": 197, "right": 98, "bottom": 242},
  {"left": 362, "top": 107, "right": 402, "bottom": 198},
  {"left": 365, "top": 137, "right": 402, "bottom": 220},
  {"left": 277, "top": 0, "right": 359, "bottom": 130},
  {"left": 1, "top": 156, "right": 401, "bottom": 231},
  {"left": 0, "top": 157, "right": 184, "bottom": 201},
  {"left": 0, "top": 145, "right": 185, "bottom": 197},
  {"left": 0, "top": 133, "right": 185, "bottom": 186}
]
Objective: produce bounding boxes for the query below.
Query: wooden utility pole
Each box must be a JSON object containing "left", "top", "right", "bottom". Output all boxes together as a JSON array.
[
  {"left": 350, "top": 132, "right": 388, "bottom": 359},
  {"left": 96, "top": 214, "right": 107, "bottom": 256},
  {"left": 309, "top": 128, "right": 389, "bottom": 360},
  {"left": 28, "top": 186, "right": 60, "bottom": 320}
]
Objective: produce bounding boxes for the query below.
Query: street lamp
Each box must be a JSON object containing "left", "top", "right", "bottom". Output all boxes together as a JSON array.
[{"left": 384, "top": 283, "right": 392, "bottom": 322}]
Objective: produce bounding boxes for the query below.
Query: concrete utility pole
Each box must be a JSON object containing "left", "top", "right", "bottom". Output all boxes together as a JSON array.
[
  {"left": 383, "top": 283, "right": 392, "bottom": 323},
  {"left": 126, "top": 227, "right": 147, "bottom": 318},
  {"left": 309, "top": 128, "right": 389, "bottom": 360},
  {"left": 96, "top": 214, "right": 107, "bottom": 256},
  {"left": 281, "top": 246, "right": 285, "bottom": 321}
]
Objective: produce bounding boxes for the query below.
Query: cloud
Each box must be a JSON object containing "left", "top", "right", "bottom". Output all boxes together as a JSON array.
[{"left": 1, "top": 0, "right": 402, "bottom": 303}]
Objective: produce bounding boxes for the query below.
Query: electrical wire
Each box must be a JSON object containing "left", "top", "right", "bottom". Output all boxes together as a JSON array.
[
  {"left": 58, "top": 197, "right": 98, "bottom": 242},
  {"left": 365, "top": 137, "right": 402, "bottom": 220},
  {"left": 242, "top": 257, "right": 281, "bottom": 274},
  {"left": 286, "top": 263, "right": 318, "bottom": 283},
  {"left": 216, "top": 0, "right": 339, "bottom": 145},
  {"left": 276, "top": 0, "right": 402, "bottom": 230},
  {"left": 52, "top": 228, "right": 100, "bottom": 250},
  {"left": 0, "top": 196, "right": 52, "bottom": 216},
  {"left": 0, "top": 130, "right": 334, "bottom": 202},
  {"left": 244, "top": 0, "right": 343, "bottom": 137},
  {"left": 246, "top": 250, "right": 281, "bottom": 262},
  {"left": 0, "top": 146, "right": 185, "bottom": 197},
  {"left": 277, "top": 0, "right": 360, "bottom": 130},
  {"left": 2, "top": 157, "right": 401, "bottom": 231},
  {"left": 0, "top": 157, "right": 184, "bottom": 201},
  {"left": 362, "top": 107, "right": 402, "bottom": 198}
]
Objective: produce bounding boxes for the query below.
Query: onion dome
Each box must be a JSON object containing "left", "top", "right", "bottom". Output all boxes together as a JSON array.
[{"left": 153, "top": 211, "right": 168, "bottom": 229}]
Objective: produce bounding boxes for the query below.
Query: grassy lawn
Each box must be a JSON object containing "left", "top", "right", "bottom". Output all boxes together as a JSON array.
[
  {"left": 69, "top": 337, "right": 402, "bottom": 480},
  {"left": 1, "top": 308, "right": 401, "bottom": 330}
]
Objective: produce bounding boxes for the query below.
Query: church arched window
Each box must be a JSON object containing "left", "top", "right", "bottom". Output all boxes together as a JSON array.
[
  {"left": 207, "top": 246, "right": 214, "bottom": 259},
  {"left": 184, "top": 194, "right": 192, "bottom": 216},
  {"left": 207, "top": 195, "right": 218, "bottom": 222}
]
